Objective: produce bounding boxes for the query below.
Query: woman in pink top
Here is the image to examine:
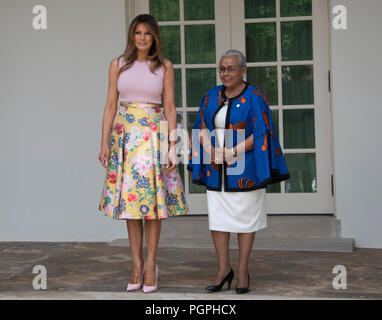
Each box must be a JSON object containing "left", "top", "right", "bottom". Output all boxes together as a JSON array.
[{"left": 98, "top": 14, "right": 188, "bottom": 293}]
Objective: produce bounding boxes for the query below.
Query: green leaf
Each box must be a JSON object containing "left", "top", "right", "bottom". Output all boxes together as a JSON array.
[{"left": 104, "top": 197, "right": 112, "bottom": 205}]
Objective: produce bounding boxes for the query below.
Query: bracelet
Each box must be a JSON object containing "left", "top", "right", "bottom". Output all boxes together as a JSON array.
[{"left": 168, "top": 134, "right": 177, "bottom": 142}]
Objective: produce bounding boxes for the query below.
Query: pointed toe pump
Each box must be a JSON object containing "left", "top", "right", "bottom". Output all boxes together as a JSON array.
[
  {"left": 205, "top": 268, "right": 234, "bottom": 292},
  {"left": 143, "top": 264, "right": 158, "bottom": 293},
  {"left": 126, "top": 264, "right": 145, "bottom": 292},
  {"left": 235, "top": 274, "right": 250, "bottom": 294}
]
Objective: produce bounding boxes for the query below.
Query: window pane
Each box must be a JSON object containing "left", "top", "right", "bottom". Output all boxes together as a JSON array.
[
  {"left": 189, "top": 176, "right": 207, "bottom": 193},
  {"left": 175, "top": 111, "right": 184, "bottom": 151},
  {"left": 283, "top": 109, "right": 315, "bottom": 149},
  {"left": 174, "top": 69, "right": 182, "bottom": 107},
  {"left": 280, "top": 0, "right": 312, "bottom": 17},
  {"left": 185, "top": 25, "right": 216, "bottom": 64},
  {"left": 175, "top": 112, "right": 187, "bottom": 166},
  {"left": 184, "top": 0, "right": 214, "bottom": 20},
  {"left": 285, "top": 153, "right": 317, "bottom": 193},
  {"left": 281, "top": 21, "right": 313, "bottom": 61},
  {"left": 266, "top": 108, "right": 281, "bottom": 193},
  {"left": 160, "top": 26, "right": 181, "bottom": 64},
  {"left": 282, "top": 65, "right": 314, "bottom": 105},
  {"left": 150, "top": 0, "right": 180, "bottom": 21},
  {"left": 245, "top": 0, "right": 276, "bottom": 18},
  {"left": 247, "top": 66, "right": 278, "bottom": 105},
  {"left": 186, "top": 68, "right": 216, "bottom": 107},
  {"left": 186, "top": 111, "right": 198, "bottom": 135},
  {"left": 176, "top": 111, "right": 183, "bottom": 128},
  {"left": 246, "top": 23, "right": 277, "bottom": 62},
  {"left": 176, "top": 111, "right": 184, "bottom": 185},
  {"left": 266, "top": 182, "right": 280, "bottom": 193},
  {"left": 271, "top": 109, "right": 279, "bottom": 138}
]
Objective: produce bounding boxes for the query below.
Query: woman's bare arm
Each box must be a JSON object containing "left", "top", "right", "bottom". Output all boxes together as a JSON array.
[
  {"left": 162, "top": 59, "right": 177, "bottom": 170},
  {"left": 162, "top": 59, "right": 177, "bottom": 146}
]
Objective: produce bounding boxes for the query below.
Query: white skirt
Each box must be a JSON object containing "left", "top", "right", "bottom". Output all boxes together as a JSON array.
[
  {"left": 206, "top": 171, "right": 267, "bottom": 233},
  {"left": 206, "top": 101, "right": 267, "bottom": 233}
]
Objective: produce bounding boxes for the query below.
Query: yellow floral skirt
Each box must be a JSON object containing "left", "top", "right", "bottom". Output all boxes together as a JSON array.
[{"left": 98, "top": 102, "right": 189, "bottom": 220}]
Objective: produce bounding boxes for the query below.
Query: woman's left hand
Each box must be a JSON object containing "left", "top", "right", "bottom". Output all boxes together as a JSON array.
[
  {"left": 224, "top": 147, "right": 237, "bottom": 165},
  {"left": 214, "top": 148, "right": 225, "bottom": 164},
  {"left": 167, "top": 145, "right": 177, "bottom": 172}
]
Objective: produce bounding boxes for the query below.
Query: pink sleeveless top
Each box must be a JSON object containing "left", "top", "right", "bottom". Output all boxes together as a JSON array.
[{"left": 117, "top": 57, "right": 164, "bottom": 104}]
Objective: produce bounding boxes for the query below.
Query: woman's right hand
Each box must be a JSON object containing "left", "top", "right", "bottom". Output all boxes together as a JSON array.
[
  {"left": 99, "top": 145, "right": 110, "bottom": 169},
  {"left": 213, "top": 147, "right": 225, "bottom": 164}
]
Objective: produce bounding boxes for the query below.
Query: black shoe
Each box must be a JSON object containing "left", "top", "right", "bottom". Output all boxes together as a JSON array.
[
  {"left": 235, "top": 274, "right": 250, "bottom": 294},
  {"left": 205, "top": 268, "right": 234, "bottom": 292}
]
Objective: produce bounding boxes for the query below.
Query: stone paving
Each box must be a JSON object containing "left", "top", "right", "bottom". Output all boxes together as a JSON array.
[{"left": 0, "top": 242, "right": 381, "bottom": 299}]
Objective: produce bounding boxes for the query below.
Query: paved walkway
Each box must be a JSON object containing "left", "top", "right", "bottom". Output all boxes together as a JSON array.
[{"left": 0, "top": 242, "right": 381, "bottom": 299}]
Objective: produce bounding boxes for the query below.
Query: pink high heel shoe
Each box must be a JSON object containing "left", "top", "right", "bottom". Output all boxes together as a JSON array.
[
  {"left": 126, "top": 264, "right": 145, "bottom": 292},
  {"left": 143, "top": 264, "right": 158, "bottom": 293}
]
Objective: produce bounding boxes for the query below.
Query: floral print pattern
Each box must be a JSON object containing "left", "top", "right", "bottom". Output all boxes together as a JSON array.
[{"left": 99, "top": 103, "right": 188, "bottom": 220}]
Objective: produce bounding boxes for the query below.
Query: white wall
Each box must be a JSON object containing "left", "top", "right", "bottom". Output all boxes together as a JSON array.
[
  {"left": 0, "top": 0, "right": 129, "bottom": 241},
  {"left": 330, "top": 0, "right": 382, "bottom": 248}
]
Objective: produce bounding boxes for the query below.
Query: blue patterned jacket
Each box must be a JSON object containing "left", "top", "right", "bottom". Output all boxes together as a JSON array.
[{"left": 186, "top": 82, "right": 290, "bottom": 192}]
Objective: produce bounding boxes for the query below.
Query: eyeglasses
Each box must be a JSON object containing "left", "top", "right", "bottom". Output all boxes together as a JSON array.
[{"left": 217, "top": 66, "right": 238, "bottom": 74}]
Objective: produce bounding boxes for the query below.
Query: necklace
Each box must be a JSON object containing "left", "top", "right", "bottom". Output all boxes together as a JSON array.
[{"left": 225, "top": 82, "right": 246, "bottom": 99}]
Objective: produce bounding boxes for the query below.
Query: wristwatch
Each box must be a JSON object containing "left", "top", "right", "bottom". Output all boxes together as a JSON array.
[{"left": 231, "top": 148, "right": 237, "bottom": 158}]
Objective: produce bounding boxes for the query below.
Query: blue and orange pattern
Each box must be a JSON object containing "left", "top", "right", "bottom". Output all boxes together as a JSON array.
[{"left": 187, "top": 84, "right": 290, "bottom": 192}]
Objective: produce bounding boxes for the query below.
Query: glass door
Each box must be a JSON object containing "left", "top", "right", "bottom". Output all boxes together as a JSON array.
[
  {"left": 231, "top": 0, "right": 333, "bottom": 213},
  {"left": 132, "top": 0, "right": 333, "bottom": 214}
]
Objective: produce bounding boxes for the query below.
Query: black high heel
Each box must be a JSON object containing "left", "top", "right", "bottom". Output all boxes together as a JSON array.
[
  {"left": 235, "top": 274, "right": 250, "bottom": 294},
  {"left": 205, "top": 268, "right": 234, "bottom": 292}
]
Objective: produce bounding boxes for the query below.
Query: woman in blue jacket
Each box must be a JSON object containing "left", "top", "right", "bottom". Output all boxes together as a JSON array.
[{"left": 187, "top": 50, "right": 289, "bottom": 294}]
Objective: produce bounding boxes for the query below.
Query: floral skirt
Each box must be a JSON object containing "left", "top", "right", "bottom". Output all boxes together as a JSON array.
[{"left": 98, "top": 102, "right": 189, "bottom": 220}]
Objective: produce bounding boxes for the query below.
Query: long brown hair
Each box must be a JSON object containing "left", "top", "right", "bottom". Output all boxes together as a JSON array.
[{"left": 118, "top": 14, "right": 166, "bottom": 76}]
